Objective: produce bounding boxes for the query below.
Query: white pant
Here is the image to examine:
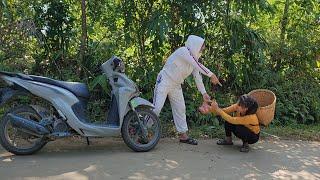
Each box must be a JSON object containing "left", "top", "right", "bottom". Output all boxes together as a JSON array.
[{"left": 153, "top": 71, "right": 188, "bottom": 133}]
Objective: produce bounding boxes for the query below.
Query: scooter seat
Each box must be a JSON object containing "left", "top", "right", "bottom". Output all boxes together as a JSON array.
[
  {"left": 0, "top": 71, "right": 90, "bottom": 99},
  {"left": 29, "top": 75, "right": 90, "bottom": 99}
]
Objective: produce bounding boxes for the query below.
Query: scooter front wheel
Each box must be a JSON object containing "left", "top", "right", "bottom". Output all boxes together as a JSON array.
[{"left": 121, "top": 106, "right": 160, "bottom": 152}]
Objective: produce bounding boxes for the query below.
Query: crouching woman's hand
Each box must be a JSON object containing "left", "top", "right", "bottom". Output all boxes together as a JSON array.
[{"left": 210, "top": 100, "right": 222, "bottom": 115}]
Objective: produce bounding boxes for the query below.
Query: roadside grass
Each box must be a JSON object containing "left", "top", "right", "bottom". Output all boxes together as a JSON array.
[{"left": 161, "top": 120, "right": 320, "bottom": 141}]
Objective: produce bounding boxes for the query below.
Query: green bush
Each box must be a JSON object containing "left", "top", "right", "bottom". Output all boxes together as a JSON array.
[{"left": 0, "top": 0, "right": 319, "bottom": 132}]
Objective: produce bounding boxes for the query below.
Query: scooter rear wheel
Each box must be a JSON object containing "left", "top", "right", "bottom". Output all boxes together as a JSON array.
[
  {"left": 121, "top": 106, "right": 160, "bottom": 152},
  {"left": 0, "top": 105, "right": 47, "bottom": 155}
]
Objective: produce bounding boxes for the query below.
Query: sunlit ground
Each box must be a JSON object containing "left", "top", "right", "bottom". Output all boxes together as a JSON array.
[{"left": 0, "top": 138, "right": 319, "bottom": 180}]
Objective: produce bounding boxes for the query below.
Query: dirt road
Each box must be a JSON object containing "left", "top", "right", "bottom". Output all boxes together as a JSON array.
[{"left": 0, "top": 138, "right": 319, "bottom": 180}]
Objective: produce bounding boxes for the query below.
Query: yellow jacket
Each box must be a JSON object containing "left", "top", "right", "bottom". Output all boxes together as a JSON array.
[{"left": 216, "top": 104, "right": 260, "bottom": 134}]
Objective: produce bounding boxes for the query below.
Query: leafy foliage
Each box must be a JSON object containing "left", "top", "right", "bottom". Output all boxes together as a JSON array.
[{"left": 0, "top": 0, "right": 319, "bottom": 128}]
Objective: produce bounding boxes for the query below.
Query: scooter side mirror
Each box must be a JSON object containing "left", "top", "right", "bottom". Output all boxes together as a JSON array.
[
  {"left": 101, "top": 56, "right": 121, "bottom": 78},
  {"left": 111, "top": 58, "right": 125, "bottom": 73},
  {"left": 101, "top": 56, "right": 124, "bottom": 77}
]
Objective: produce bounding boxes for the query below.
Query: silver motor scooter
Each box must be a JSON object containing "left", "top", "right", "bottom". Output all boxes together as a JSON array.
[{"left": 0, "top": 56, "right": 160, "bottom": 155}]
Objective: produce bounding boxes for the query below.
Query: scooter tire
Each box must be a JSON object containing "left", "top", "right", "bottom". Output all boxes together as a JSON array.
[{"left": 121, "top": 106, "right": 160, "bottom": 152}]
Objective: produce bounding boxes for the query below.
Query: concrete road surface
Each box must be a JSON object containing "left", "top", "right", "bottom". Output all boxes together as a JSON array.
[{"left": 0, "top": 137, "right": 319, "bottom": 180}]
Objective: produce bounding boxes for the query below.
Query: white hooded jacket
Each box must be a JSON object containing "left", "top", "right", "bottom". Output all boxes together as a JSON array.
[{"left": 162, "top": 35, "right": 213, "bottom": 94}]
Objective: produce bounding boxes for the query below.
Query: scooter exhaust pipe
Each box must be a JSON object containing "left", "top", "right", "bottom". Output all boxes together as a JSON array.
[{"left": 8, "top": 113, "right": 50, "bottom": 135}]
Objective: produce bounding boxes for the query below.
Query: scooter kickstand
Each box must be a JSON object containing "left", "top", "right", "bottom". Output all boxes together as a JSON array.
[{"left": 86, "top": 137, "right": 90, "bottom": 145}]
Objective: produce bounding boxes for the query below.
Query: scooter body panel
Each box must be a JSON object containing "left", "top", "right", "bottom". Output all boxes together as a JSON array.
[
  {"left": 0, "top": 57, "right": 154, "bottom": 137},
  {"left": 1, "top": 76, "right": 122, "bottom": 136}
]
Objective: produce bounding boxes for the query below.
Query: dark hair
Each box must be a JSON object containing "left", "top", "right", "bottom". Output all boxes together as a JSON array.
[{"left": 238, "top": 95, "right": 258, "bottom": 115}]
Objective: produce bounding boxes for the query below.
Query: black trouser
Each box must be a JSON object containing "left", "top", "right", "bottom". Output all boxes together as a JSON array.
[{"left": 225, "top": 121, "right": 259, "bottom": 144}]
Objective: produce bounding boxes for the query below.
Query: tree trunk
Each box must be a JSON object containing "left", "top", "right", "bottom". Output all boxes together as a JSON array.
[
  {"left": 277, "top": 0, "right": 290, "bottom": 70},
  {"left": 80, "top": 0, "right": 87, "bottom": 78},
  {"left": 170, "top": 3, "right": 180, "bottom": 52},
  {"left": 280, "top": 0, "right": 290, "bottom": 43}
]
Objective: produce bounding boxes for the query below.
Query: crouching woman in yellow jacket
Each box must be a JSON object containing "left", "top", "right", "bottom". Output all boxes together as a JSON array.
[{"left": 202, "top": 95, "right": 260, "bottom": 152}]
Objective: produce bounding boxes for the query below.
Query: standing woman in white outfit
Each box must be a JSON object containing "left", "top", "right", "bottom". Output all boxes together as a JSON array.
[{"left": 153, "top": 35, "right": 221, "bottom": 145}]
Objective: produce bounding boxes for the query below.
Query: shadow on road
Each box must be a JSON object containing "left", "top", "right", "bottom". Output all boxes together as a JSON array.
[{"left": 0, "top": 138, "right": 319, "bottom": 180}]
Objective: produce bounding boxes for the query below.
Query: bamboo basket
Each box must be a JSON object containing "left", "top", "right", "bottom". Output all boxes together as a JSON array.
[{"left": 248, "top": 89, "right": 276, "bottom": 126}]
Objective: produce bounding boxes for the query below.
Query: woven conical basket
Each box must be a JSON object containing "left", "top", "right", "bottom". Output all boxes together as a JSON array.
[{"left": 248, "top": 89, "right": 276, "bottom": 126}]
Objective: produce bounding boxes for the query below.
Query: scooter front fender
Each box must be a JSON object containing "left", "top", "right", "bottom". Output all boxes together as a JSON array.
[{"left": 130, "top": 97, "right": 154, "bottom": 109}]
